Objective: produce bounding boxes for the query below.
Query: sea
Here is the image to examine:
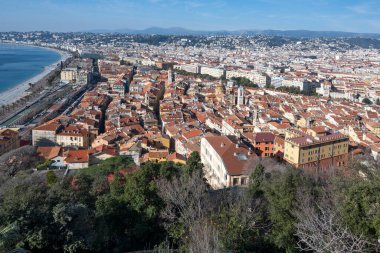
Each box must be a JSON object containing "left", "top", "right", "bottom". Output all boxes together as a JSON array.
[{"left": 0, "top": 43, "right": 61, "bottom": 93}]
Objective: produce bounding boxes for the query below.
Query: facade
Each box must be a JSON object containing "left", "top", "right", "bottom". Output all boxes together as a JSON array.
[
  {"left": 61, "top": 68, "right": 78, "bottom": 82},
  {"left": 366, "top": 121, "right": 380, "bottom": 137},
  {"left": 284, "top": 131, "right": 349, "bottom": 173},
  {"left": 0, "top": 129, "right": 20, "bottom": 156},
  {"left": 237, "top": 85, "right": 244, "bottom": 105},
  {"left": 64, "top": 149, "right": 90, "bottom": 169},
  {"left": 252, "top": 132, "right": 276, "bottom": 157},
  {"left": 32, "top": 123, "right": 62, "bottom": 146},
  {"left": 200, "top": 66, "right": 225, "bottom": 78},
  {"left": 201, "top": 135, "right": 258, "bottom": 189},
  {"left": 56, "top": 125, "right": 89, "bottom": 148}
]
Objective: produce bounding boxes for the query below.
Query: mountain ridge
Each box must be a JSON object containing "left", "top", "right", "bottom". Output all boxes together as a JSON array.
[{"left": 83, "top": 27, "right": 380, "bottom": 38}]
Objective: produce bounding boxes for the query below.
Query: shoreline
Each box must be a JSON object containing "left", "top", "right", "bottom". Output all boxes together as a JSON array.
[{"left": 0, "top": 43, "right": 72, "bottom": 106}]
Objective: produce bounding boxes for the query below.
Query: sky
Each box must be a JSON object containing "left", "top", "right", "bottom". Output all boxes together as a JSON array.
[{"left": 1, "top": 0, "right": 380, "bottom": 33}]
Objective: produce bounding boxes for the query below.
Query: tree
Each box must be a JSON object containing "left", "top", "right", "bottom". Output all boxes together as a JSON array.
[
  {"left": 184, "top": 151, "right": 203, "bottom": 175},
  {"left": 362, "top": 98, "right": 372, "bottom": 105},
  {"left": 46, "top": 171, "right": 58, "bottom": 185},
  {"left": 339, "top": 178, "right": 380, "bottom": 241},
  {"left": 250, "top": 163, "right": 265, "bottom": 197},
  {"left": 53, "top": 203, "right": 95, "bottom": 253},
  {"left": 157, "top": 169, "right": 208, "bottom": 244},
  {"left": 296, "top": 200, "right": 371, "bottom": 253},
  {"left": 262, "top": 169, "right": 305, "bottom": 252}
]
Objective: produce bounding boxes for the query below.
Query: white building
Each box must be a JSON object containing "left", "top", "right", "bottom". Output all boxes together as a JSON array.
[
  {"left": 200, "top": 66, "right": 225, "bottom": 78},
  {"left": 200, "top": 135, "right": 258, "bottom": 189}
]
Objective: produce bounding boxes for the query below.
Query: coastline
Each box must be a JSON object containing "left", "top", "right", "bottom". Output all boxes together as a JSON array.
[{"left": 0, "top": 43, "right": 72, "bottom": 106}]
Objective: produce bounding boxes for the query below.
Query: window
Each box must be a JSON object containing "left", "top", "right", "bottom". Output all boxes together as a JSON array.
[
  {"left": 233, "top": 178, "right": 239, "bottom": 186},
  {"left": 265, "top": 147, "right": 269, "bottom": 151}
]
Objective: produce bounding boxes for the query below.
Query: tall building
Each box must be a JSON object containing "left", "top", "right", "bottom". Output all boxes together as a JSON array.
[
  {"left": 237, "top": 85, "right": 244, "bottom": 105},
  {"left": 167, "top": 69, "right": 173, "bottom": 84}
]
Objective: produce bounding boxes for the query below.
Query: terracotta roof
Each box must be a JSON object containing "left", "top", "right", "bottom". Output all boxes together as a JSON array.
[
  {"left": 37, "top": 146, "right": 61, "bottom": 160},
  {"left": 64, "top": 150, "right": 89, "bottom": 163},
  {"left": 204, "top": 136, "right": 258, "bottom": 176},
  {"left": 254, "top": 132, "right": 275, "bottom": 143}
]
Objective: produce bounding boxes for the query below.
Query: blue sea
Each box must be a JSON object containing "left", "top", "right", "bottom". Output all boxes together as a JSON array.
[{"left": 0, "top": 43, "right": 61, "bottom": 93}]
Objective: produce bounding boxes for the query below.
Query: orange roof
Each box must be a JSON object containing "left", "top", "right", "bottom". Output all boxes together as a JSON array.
[
  {"left": 37, "top": 146, "right": 61, "bottom": 160},
  {"left": 64, "top": 149, "right": 89, "bottom": 163},
  {"left": 204, "top": 136, "right": 258, "bottom": 176}
]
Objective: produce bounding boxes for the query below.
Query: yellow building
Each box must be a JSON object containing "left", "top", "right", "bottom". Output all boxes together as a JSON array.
[
  {"left": 61, "top": 68, "right": 78, "bottom": 82},
  {"left": 284, "top": 131, "right": 349, "bottom": 173},
  {"left": 366, "top": 121, "right": 380, "bottom": 137}
]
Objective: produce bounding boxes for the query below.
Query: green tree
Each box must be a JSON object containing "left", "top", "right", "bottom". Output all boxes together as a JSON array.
[
  {"left": 250, "top": 163, "right": 265, "bottom": 197},
  {"left": 46, "top": 171, "right": 58, "bottom": 185},
  {"left": 185, "top": 152, "right": 203, "bottom": 175},
  {"left": 52, "top": 203, "right": 95, "bottom": 253},
  {"left": 340, "top": 178, "right": 380, "bottom": 240},
  {"left": 362, "top": 97, "right": 372, "bottom": 105},
  {"left": 263, "top": 169, "right": 304, "bottom": 252}
]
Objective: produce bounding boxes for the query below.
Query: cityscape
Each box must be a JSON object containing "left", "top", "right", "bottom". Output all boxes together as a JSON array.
[{"left": 1, "top": 1, "right": 380, "bottom": 252}]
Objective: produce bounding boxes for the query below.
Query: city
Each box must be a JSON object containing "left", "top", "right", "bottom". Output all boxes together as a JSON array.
[{"left": 1, "top": 0, "right": 380, "bottom": 252}]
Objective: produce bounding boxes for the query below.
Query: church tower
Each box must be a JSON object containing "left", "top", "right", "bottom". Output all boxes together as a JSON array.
[
  {"left": 237, "top": 85, "right": 244, "bottom": 105},
  {"left": 167, "top": 69, "right": 173, "bottom": 84}
]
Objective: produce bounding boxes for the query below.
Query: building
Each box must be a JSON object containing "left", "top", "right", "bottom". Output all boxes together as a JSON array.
[
  {"left": 201, "top": 135, "right": 258, "bottom": 189},
  {"left": 64, "top": 149, "right": 90, "bottom": 169},
  {"left": 32, "top": 122, "right": 63, "bottom": 146},
  {"left": 200, "top": 66, "right": 225, "bottom": 78},
  {"left": 252, "top": 132, "right": 276, "bottom": 157},
  {"left": 56, "top": 125, "right": 89, "bottom": 148},
  {"left": 61, "top": 68, "right": 78, "bottom": 82},
  {"left": 237, "top": 85, "right": 244, "bottom": 105},
  {"left": 284, "top": 129, "right": 349, "bottom": 174},
  {"left": 0, "top": 129, "right": 20, "bottom": 156},
  {"left": 366, "top": 121, "right": 380, "bottom": 137}
]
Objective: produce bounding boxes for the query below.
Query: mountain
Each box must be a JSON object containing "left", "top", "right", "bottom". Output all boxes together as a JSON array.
[{"left": 83, "top": 27, "right": 380, "bottom": 39}]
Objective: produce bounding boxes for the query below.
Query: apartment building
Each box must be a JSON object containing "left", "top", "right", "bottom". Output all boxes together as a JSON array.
[
  {"left": 284, "top": 129, "right": 349, "bottom": 173},
  {"left": 56, "top": 125, "right": 89, "bottom": 148},
  {"left": 61, "top": 68, "right": 78, "bottom": 82},
  {"left": 32, "top": 122, "right": 63, "bottom": 146},
  {"left": 200, "top": 66, "right": 225, "bottom": 78},
  {"left": 201, "top": 135, "right": 258, "bottom": 189}
]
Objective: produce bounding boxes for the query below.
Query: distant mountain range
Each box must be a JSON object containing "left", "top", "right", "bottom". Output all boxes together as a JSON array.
[{"left": 84, "top": 27, "right": 380, "bottom": 39}]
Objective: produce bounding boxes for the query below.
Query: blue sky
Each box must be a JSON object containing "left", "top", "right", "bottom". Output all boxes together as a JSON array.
[{"left": 1, "top": 0, "right": 380, "bottom": 33}]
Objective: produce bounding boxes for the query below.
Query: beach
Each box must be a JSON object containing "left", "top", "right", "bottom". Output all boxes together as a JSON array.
[{"left": 0, "top": 46, "right": 71, "bottom": 106}]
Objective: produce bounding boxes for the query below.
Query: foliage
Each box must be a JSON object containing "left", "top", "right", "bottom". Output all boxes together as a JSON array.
[
  {"left": 46, "top": 171, "right": 58, "bottom": 185},
  {"left": 231, "top": 76, "right": 259, "bottom": 88},
  {"left": 174, "top": 69, "right": 217, "bottom": 80},
  {"left": 37, "top": 160, "right": 54, "bottom": 170},
  {"left": 276, "top": 86, "right": 318, "bottom": 96},
  {"left": 362, "top": 97, "right": 373, "bottom": 105},
  {"left": 0, "top": 154, "right": 380, "bottom": 252}
]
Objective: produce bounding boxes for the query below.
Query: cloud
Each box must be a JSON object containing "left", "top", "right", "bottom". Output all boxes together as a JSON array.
[{"left": 346, "top": 1, "right": 380, "bottom": 15}]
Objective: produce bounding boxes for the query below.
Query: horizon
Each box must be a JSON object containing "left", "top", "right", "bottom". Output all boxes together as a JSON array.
[{"left": 1, "top": 0, "right": 380, "bottom": 33}]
